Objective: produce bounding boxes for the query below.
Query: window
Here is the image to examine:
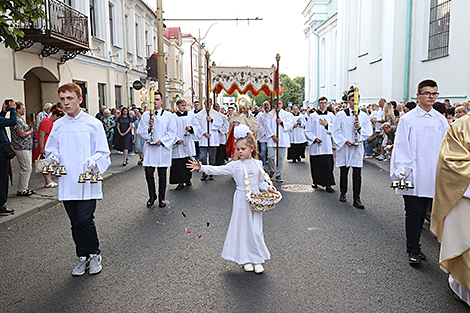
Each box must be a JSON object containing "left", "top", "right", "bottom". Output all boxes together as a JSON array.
[
  {"left": 428, "top": 0, "right": 452, "bottom": 59},
  {"left": 115, "top": 85, "right": 122, "bottom": 107},
  {"left": 73, "top": 80, "right": 88, "bottom": 109},
  {"left": 90, "top": 0, "right": 97, "bottom": 37},
  {"left": 135, "top": 21, "right": 140, "bottom": 56},
  {"left": 64, "top": 0, "right": 73, "bottom": 6},
  {"left": 109, "top": 3, "right": 114, "bottom": 46},
  {"left": 98, "top": 83, "right": 106, "bottom": 108}
]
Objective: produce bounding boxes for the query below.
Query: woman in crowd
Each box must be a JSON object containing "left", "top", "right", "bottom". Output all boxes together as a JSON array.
[
  {"left": 383, "top": 102, "right": 397, "bottom": 126},
  {"left": 102, "top": 109, "right": 116, "bottom": 152},
  {"left": 133, "top": 110, "right": 145, "bottom": 165},
  {"left": 10, "top": 101, "right": 36, "bottom": 196},
  {"left": 33, "top": 108, "right": 65, "bottom": 187},
  {"left": 115, "top": 107, "right": 133, "bottom": 166}
]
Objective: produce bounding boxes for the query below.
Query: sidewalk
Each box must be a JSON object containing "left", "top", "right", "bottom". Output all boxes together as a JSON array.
[{"left": 0, "top": 152, "right": 140, "bottom": 230}]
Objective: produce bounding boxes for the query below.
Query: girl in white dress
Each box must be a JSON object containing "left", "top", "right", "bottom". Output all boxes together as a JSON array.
[{"left": 187, "top": 125, "right": 276, "bottom": 273}]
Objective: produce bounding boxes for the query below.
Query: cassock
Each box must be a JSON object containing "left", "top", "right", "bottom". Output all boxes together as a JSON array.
[
  {"left": 287, "top": 113, "right": 307, "bottom": 161},
  {"left": 305, "top": 110, "right": 335, "bottom": 187},
  {"left": 170, "top": 110, "right": 197, "bottom": 184},
  {"left": 194, "top": 109, "right": 224, "bottom": 147},
  {"left": 390, "top": 106, "right": 448, "bottom": 197},
  {"left": 137, "top": 108, "right": 177, "bottom": 168},
  {"left": 431, "top": 114, "right": 470, "bottom": 304},
  {"left": 265, "top": 109, "right": 294, "bottom": 148},
  {"left": 332, "top": 108, "right": 373, "bottom": 168},
  {"left": 45, "top": 111, "right": 110, "bottom": 201}
]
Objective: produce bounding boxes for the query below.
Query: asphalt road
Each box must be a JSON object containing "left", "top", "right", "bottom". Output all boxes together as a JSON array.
[{"left": 0, "top": 157, "right": 467, "bottom": 312}]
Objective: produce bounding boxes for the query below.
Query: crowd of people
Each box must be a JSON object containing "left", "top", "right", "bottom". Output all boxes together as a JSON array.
[{"left": 1, "top": 79, "right": 470, "bottom": 306}]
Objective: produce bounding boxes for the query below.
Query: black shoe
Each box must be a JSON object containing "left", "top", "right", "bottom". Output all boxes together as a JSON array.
[
  {"left": 311, "top": 184, "right": 318, "bottom": 189},
  {"left": 147, "top": 197, "right": 156, "bottom": 207},
  {"left": 297, "top": 158, "right": 301, "bottom": 163},
  {"left": 175, "top": 183, "right": 184, "bottom": 190},
  {"left": 208, "top": 175, "right": 214, "bottom": 180},
  {"left": 408, "top": 252, "right": 422, "bottom": 264},
  {"left": 339, "top": 194, "right": 346, "bottom": 202},
  {"left": 0, "top": 205, "right": 14, "bottom": 214},
  {"left": 418, "top": 251, "right": 426, "bottom": 260},
  {"left": 186, "top": 181, "right": 192, "bottom": 187},
  {"left": 159, "top": 201, "right": 166, "bottom": 208},
  {"left": 353, "top": 199, "right": 365, "bottom": 209},
  {"left": 325, "top": 186, "right": 334, "bottom": 193},
  {"left": 201, "top": 174, "right": 207, "bottom": 181},
  {"left": 292, "top": 159, "right": 297, "bottom": 163}
]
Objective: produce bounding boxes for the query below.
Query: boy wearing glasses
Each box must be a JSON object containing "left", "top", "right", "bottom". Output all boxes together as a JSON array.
[{"left": 390, "top": 79, "right": 448, "bottom": 265}]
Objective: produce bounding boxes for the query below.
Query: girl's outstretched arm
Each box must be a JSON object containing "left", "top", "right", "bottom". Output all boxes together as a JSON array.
[{"left": 186, "top": 159, "right": 201, "bottom": 172}]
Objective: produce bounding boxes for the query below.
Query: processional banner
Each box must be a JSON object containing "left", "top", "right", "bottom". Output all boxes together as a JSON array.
[{"left": 210, "top": 66, "right": 277, "bottom": 97}]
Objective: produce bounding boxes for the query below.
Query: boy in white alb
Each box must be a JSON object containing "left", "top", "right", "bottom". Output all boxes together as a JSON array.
[
  {"left": 46, "top": 83, "right": 111, "bottom": 276},
  {"left": 265, "top": 99, "right": 294, "bottom": 182},
  {"left": 391, "top": 79, "right": 448, "bottom": 264},
  {"left": 137, "top": 90, "right": 177, "bottom": 208}
]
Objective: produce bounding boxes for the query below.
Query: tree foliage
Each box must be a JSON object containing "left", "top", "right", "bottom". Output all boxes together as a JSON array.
[{"left": 0, "top": 0, "right": 45, "bottom": 49}]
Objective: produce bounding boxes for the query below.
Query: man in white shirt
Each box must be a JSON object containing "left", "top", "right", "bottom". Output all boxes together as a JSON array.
[
  {"left": 266, "top": 99, "right": 294, "bottom": 182},
  {"left": 214, "top": 102, "right": 229, "bottom": 166},
  {"left": 332, "top": 89, "right": 373, "bottom": 209},
  {"left": 195, "top": 99, "right": 223, "bottom": 180},
  {"left": 373, "top": 99, "right": 386, "bottom": 160},
  {"left": 46, "top": 83, "right": 111, "bottom": 276},
  {"left": 170, "top": 99, "right": 197, "bottom": 190},
  {"left": 305, "top": 97, "right": 335, "bottom": 192},
  {"left": 390, "top": 79, "right": 448, "bottom": 264},
  {"left": 137, "top": 91, "right": 177, "bottom": 208},
  {"left": 257, "top": 101, "right": 271, "bottom": 166}
]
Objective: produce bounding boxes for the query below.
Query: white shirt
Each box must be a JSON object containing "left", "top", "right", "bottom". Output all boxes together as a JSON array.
[
  {"left": 257, "top": 111, "right": 269, "bottom": 143},
  {"left": 374, "top": 107, "right": 384, "bottom": 132},
  {"left": 194, "top": 109, "right": 224, "bottom": 147},
  {"left": 172, "top": 111, "right": 198, "bottom": 159},
  {"left": 265, "top": 109, "right": 294, "bottom": 148},
  {"left": 137, "top": 109, "right": 177, "bottom": 167},
  {"left": 390, "top": 106, "right": 448, "bottom": 197},
  {"left": 45, "top": 111, "right": 111, "bottom": 201},
  {"left": 305, "top": 111, "right": 334, "bottom": 156},
  {"left": 332, "top": 108, "right": 373, "bottom": 168},
  {"left": 289, "top": 113, "right": 307, "bottom": 144}
]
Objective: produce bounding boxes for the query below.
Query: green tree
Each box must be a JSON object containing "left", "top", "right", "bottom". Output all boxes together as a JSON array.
[
  {"left": 293, "top": 76, "right": 305, "bottom": 101},
  {"left": 0, "top": 0, "right": 45, "bottom": 49},
  {"left": 279, "top": 74, "right": 303, "bottom": 106}
]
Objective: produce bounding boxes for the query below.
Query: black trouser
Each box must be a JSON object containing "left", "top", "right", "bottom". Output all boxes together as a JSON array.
[
  {"left": 0, "top": 155, "right": 9, "bottom": 207},
  {"left": 145, "top": 166, "right": 167, "bottom": 202},
  {"left": 403, "top": 195, "right": 433, "bottom": 253},
  {"left": 63, "top": 200, "right": 100, "bottom": 258},
  {"left": 339, "top": 166, "right": 361, "bottom": 201}
]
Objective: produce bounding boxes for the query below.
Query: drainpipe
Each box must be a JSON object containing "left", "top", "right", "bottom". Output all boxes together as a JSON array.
[
  {"left": 190, "top": 37, "right": 197, "bottom": 104},
  {"left": 403, "top": 0, "right": 412, "bottom": 103},
  {"left": 313, "top": 28, "right": 320, "bottom": 109},
  {"left": 120, "top": 0, "right": 131, "bottom": 107}
]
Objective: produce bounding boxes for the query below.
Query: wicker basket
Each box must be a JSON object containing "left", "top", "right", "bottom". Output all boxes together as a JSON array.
[{"left": 249, "top": 191, "right": 282, "bottom": 212}]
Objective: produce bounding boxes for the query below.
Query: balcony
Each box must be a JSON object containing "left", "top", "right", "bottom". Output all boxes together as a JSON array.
[{"left": 18, "top": 0, "right": 89, "bottom": 52}]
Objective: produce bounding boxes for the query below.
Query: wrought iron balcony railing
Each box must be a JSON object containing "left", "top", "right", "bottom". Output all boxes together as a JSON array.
[{"left": 19, "top": 0, "right": 89, "bottom": 51}]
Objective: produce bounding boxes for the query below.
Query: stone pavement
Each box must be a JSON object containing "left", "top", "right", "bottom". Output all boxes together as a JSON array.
[
  {"left": 0, "top": 151, "right": 391, "bottom": 230},
  {"left": 0, "top": 152, "right": 140, "bottom": 229}
]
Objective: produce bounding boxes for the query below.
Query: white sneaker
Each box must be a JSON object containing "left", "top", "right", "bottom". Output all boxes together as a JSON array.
[
  {"left": 89, "top": 254, "right": 102, "bottom": 275},
  {"left": 254, "top": 264, "right": 264, "bottom": 274},
  {"left": 243, "top": 263, "right": 254, "bottom": 272},
  {"left": 72, "top": 257, "right": 89, "bottom": 276}
]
